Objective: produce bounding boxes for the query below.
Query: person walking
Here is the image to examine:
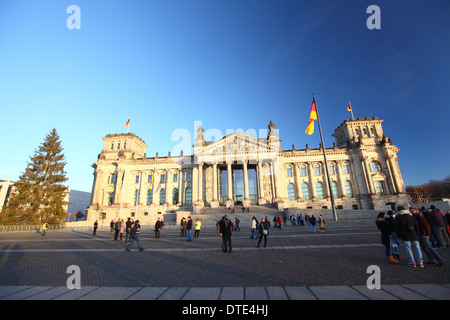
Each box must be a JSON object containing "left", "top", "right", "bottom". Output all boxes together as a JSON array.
[
  {"left": 110, "top": 220, "right": 114, "bottom": 233},
  {"left": 215, "top": 218, "right": 220, "bottom": 232},
  {"left": 395, "top": 206, "right": 424, "bottom": 268},
  {"left": 257, "top": 218, "right": 269, "bottom": 248},
  {"left": 318, "top": 215, "right": 326, "bottom": 233},
  {"left": 251, "top": 216, "right": 258, "bottom": 239},
  {"left": 186, "top": 216, "right": 193, "bottom": 241},
  {"left": 154, "top": 217, "right": 163, "bottom": 239},
  {"left": 235, "top": 217, "right": 240, "bottom": 231},
  {"left": 219, "top": 215, "right": 233, "bottom": 253},
  {"left": 194, "top": 218, "right": 201, "bottom": 239},
  {"left": 126, "top": 220, "right": 144, "bottom": 252},
  {"left": 93, "top": 220, "right": 98, "bottom": 236},
  {"left": 40, "top": 222, "right": 49, "bottom": 236},
  {"left": 310, "top": 215, "right": 317, "bottom": 233},
  {"left": 375, "top": 212, "right": 398, "bottom": 264},
  {"left": 125, "top": 218, "right": 134, "bottom": 243},
  {"left": 411, "top": 207, "right": 446, "bottom": 266}
]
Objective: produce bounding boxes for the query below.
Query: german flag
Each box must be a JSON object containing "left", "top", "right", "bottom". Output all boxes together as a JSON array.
[
  {"left": 347, "top": 102, "right": 352, "bottom": 112},
  {"left": 148, "top": 168, "right": 156, "bottom": 190},
  {"left": 124, "top": 118, "right": 130, "bottom": 129},
  {"left": 305, "top": 97, "right": 318, "bottom": 135}
]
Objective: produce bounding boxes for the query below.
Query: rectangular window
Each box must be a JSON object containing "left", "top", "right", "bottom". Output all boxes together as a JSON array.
[
  {"left": 287, "top": 168, "right": 292, "bottom": 177},
  {"left": 343, "top": 165, "right": 350, "bottom": 174},
  {"left": 107, "top": 193, "right": 114, "bottom": 206},
  {"left": 329, "top": 166, "right": 335, "bottom": 175},
  {"left": 135, "top": 175, "right": 139, "bottom": 184},
  {"left": 160, "top": 174, "right": 165, "bottom": 183},
  {"left": 301, "top": 167, "right": 307, "bottom": 176},
  {"left": 375, "top": 181, "right": 385, "bottom": 195},
  {"left": 173, "top": 174, "right": 178, "bottom": 182},
  {"left": 315, "top": 167, "right": 321, "bottom": 176}
]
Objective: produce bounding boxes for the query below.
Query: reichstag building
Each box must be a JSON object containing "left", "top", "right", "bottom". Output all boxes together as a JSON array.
[{"left": 86, "top": 117, "right": 410, "bottom": 223}]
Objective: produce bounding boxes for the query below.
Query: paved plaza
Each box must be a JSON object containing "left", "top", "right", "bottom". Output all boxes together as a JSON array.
[{"left": 0, "top": 220, "right": 449, "bottom": 300}]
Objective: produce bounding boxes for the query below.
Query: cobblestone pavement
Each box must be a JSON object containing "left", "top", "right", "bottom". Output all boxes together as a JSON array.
[{"left": 0, "top": 221, "right": 449, "bottom": 300}]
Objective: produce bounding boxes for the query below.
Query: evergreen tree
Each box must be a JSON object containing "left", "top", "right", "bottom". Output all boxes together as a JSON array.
[{"left": 2, "top": 128, "right": 70, "bottom": 225}]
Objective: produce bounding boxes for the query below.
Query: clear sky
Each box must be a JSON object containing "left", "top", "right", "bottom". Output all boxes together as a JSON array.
[{"left": 1, "top": 0, "right": 449, "bottom": 193}]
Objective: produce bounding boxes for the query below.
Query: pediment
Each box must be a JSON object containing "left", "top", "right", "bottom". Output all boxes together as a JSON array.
[
  {"left": 195, "top": 132, "right": 274, "bottom": 162},
  {"left": 371, "top": 172, "right": 386, "bottom": 181}
]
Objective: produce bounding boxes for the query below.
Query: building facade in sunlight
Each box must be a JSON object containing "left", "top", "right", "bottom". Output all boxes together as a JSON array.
[{"left": 86, "top": 117, "right": 410, "bottom": 223}]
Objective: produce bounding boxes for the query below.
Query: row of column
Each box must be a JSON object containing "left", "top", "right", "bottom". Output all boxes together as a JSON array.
[{"left": 193, "top": 160, "right": 271, "bottom": 205}]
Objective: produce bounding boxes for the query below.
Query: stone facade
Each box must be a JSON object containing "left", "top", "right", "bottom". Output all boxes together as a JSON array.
[{"left": 86, "top": 117, "right": 411, "bottom": 224}]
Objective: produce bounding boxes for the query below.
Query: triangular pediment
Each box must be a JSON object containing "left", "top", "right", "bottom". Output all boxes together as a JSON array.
[{"left": 195, "top": 131, "right": 275, "bottom": 163}]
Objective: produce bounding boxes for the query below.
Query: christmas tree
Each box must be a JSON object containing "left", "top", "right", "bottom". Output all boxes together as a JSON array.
[{"left": 2, "top": 128, "right": 70, "bottom": 225}]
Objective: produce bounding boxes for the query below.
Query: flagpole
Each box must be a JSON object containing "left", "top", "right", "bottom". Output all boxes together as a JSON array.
[
  {"left": 120, "top": 170, "right": 125, "bottom": 219},
  {"left": 313, "top": 93, "right": 338, "bottom": 222},
  {"left": 349, "top": 101, "right": 355, "bottom": 119}
]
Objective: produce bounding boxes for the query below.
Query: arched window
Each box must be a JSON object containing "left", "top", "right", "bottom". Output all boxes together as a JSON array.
[
  {"left": 185, "top": 187, "right": 192, "bottom": 204},
  {"left": 172, "top": 188, "right": 179, "bottom": 205},
  {"left": 344, "top": 180, "right": 353, "bottom": 198},
  {"left": 301, "top": 183, "right": 310, "bottom": 200},
  {"left": 287, "top": 183, "right": 295, "bottom": 201},
  {"left": 316, "top": 182, "right": 324, "bottom": 199},
  {"left": 146, "top": 189, "right": 153, "bottom": 205},
  {"left": 331, "top": 181, "right": 339, "bottom": 199},
  {"left": 370, "top": 161, "right": 382, "bottom": 172},
  {"left": 159, "top": 189, "right": 166, "bottom": 205}
]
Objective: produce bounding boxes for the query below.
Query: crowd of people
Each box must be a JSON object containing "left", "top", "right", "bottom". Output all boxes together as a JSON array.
[
  {"left": 375, "top": 205, "right": 449, "bottom": 267},
  {"left": 94, "top": 204, "right": 450, "bottom": 264},
  {"left": 97, "top": 210, "right": 330, "bottom": 253}
]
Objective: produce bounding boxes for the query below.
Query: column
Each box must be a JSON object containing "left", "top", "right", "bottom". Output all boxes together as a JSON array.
[
  {"left": 178, "top": 169, "right": 183, "bottom": 204},
  {"left": 294, "top": 164, "right": 302, "bottom": 200},
  {"left": 164, "top": 169, "right": 168, "bottom": 204},
  {"left": 212, "top": 163, "right": 217, "bottom": 201},
  {"left": 243, "top": 160, "right": 250, "bottom": 206},
  {"left": 227, "top": 163, "right": 233, "bottom": 204},
  {"left": 362, "top": 158, "right": 374, "bottom": 194},
  {"left": 387, "top": 156, "right": 399, "bottom": 194},
  {"left": 198, "top": 163, "right": 203, "bottom": 202},
  {"left": 257, "top": 160, "right": 265, "bottom": 202},
  {"left": 308, "top": 162, "right": 317, "bottom": 199},
  {"left": 336, "top": 162, "right": 346, "bottom": 198}
]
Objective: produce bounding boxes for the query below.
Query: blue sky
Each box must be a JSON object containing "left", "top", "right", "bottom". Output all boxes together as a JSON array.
[{"left": 1, "top": 0, "right": 449, "bottom": 193}]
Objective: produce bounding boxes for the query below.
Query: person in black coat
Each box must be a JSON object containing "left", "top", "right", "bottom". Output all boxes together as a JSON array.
[
  {"left": 257, "top": 218, "right": 269, "bottom": 248},
  {"left": 219, "top": 215, "right": 233, "bottom": 253},
  {"left": 395, "top": 206, "right": 424, "bottom": 268},
  {"left": 375, "top": 212, "right": 398, "bottom": 263}
]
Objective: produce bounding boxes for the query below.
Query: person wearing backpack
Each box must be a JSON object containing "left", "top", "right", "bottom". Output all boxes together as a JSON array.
[{"left": 395, "top": 206, "right": 424, "bottom": 268}]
